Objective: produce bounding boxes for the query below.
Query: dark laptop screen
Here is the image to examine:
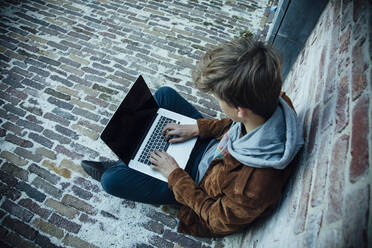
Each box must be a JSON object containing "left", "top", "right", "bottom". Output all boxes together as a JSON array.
[{"left": 100, "top": 75, "right": 158, "bottom": 164}]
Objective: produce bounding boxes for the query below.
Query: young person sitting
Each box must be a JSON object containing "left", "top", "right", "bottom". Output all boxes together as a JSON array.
[{"left": 81, "top": 37, "right": 304, "bottom": 237}]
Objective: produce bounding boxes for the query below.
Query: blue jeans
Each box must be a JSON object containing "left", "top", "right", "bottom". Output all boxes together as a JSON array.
[{"left": 101, "top": 87, "right": 211, "bottom": 205}]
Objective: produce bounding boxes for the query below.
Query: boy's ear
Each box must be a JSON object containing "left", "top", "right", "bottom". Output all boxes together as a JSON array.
[{"left": 237, "top": 107, "right": 248, "bottom": 118}]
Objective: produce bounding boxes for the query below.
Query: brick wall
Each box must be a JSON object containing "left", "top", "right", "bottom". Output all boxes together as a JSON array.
[{"left": 239, "top": 1, "right": 371, "bottom": 247}]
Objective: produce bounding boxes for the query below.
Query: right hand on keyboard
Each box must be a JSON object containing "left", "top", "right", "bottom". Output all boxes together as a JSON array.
[{"left": 162, "top": 123, "right": 199, "bottom": 144}]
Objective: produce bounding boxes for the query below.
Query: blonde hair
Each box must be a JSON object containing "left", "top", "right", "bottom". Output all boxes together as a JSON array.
[{"left": 192, "top": 37, "right": 282, "bottom": 119}]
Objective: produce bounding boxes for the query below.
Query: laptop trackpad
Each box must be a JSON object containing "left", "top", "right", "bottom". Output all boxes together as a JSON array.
[
  {"left": 167, "top": 137, "right": 197, "bottom": 170},
  {"left": 128, "top": 160, "right": 168, "bottom": 182}
]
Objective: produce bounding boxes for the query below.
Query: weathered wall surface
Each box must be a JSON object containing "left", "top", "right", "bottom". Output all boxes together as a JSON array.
[{"left": 240, "top": 1, "right": 371, "bottom": 247}]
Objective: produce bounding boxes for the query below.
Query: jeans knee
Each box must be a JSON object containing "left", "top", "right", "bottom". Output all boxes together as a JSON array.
[
  {"left": 101, "top": 169, "right": 117, "bottom": 195},
  {"left": 155, "top": 86, "right": 176, "bottom": 97}
]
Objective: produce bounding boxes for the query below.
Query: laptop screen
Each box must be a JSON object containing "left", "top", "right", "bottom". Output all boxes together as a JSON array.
[{"left": 100, "top": 75, "right": 158, "bottom": 164}]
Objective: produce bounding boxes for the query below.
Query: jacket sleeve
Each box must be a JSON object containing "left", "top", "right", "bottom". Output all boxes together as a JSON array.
[
  {"left": 168, "top": 167, "right": 265, "bottom": 235},
  {"left": 197, "top": 118, "right": 232, "bottom": 139}
]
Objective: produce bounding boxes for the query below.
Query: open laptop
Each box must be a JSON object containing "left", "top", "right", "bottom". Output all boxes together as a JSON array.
[{"left": 100, "top": 75, "right": 197, "bottom": 182}]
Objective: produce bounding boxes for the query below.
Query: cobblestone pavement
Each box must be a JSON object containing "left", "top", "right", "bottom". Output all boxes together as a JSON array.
[{"left": 0, "top": 0, "right": 272, "bottom": 247}]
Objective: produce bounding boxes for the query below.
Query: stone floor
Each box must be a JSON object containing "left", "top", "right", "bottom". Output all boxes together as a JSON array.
[{"left": 0, "top": 0, "right": 275, "bottom": 247}]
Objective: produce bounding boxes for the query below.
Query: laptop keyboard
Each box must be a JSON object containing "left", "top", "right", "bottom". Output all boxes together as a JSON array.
[{"left": 138, "top": 116, "right": 177, "bottom": 166}]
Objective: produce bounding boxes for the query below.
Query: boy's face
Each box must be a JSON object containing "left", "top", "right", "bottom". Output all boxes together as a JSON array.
[{"left": 214, "top": 95, "right": 240, "bottom": 121}]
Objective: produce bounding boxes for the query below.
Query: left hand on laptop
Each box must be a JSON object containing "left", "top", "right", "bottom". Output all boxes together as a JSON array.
[{"left": 149, "top": 150, "right": 179, "bottom": 178}]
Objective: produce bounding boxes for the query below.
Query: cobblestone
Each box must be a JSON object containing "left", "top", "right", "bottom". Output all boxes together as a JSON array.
[
  {"left": 14, "top": 147, "right": 42, "bottom": 163},
  {"left": 1, "top": 199, "right": 34, "bottom": 222},
  {"left": 49, "top": 213, "right": 81, "bottom": 234},
  {"left": 63, "top": 233, "right": 99, "bottom": 248},
  {"left": 34, "top": 233, "right": 61, "bottom": 248},
  {"left": 18, "top": 198, "right": 52, "bottom": 219},
  {"left": 32, "top": 218, "right": 64, "bottom": 239},
  {"left": 0, "top": 0, "right": 270, "bottom": 247},
  {"left": 45, "top": 198, "right": 79, "bottom": 220},
  {"left": 2, "top": 215, "right": 38, "bottom": 240},
  {"left": 1, "top": 162, "right": 29, "bottom": 180},
  {"left": 35, "top": 147, "right": 57, "bottom": 160},
  {"left": 31, "top": 176, "right": 63, "bottom": 199},
  {"left": 0, "top": 169, "right": 18, "bottom": 187},
  {"left": 16, "top": 118, "right": 44, "bottom": 132},
  {"left": 62, "top": 194, "right": 96, "bottom": 215},
  {"left": 28, "top": 132, "right": 54, "bottom": 149}
]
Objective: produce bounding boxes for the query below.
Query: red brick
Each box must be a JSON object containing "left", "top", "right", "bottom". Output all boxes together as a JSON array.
[
  {"left": 335, "top": 75, "right": 350, "bottom": 133},
  {"left": 353, "top": 0, "right": 368, "bottom": 22},
  {"left": 318, "top": 45, "right": 327, "bottom": 82},
  {"left": 302, "top": 210, "right": 323, "bottom": 247},
  {"left": 293, "top": 160, "right": 314, "bottom": 234},
  {"left": 350, "top": 94, "right": 369, "bottom": 183},
  {"left": 343, "top": 184, "right": 370, "bottom": 247},
  {"left": 352, "top": 9, "right": 367, "bottom": 42},
  {"left": 351, "top": 37, "right": 368, "bottom": 100},
  {"left": 341, "top": 0, "right": 353, "bottom": 31},
  {"left": 337, "top": 26, "right": 352, "bottom": 79},
  {"left": 314, "top": 77, "right": 324, "bottom": 106},
  {"left": 339, "top": 25, "right": 351, "bottom": 55},
  {"left": 301, "top": 108, "right": 312, "bottom": 141},
  {"left": 287, "top": 168, "right": 302, "bottom": 218},
  {"left": 310, "top": 133, "right": 331, "bottom": 207},
  {"left": 318, "top": 228, "right": 343, "bottom": 248},
  {"left": 323, "top": 6, "right": 332, "bottom": 33},
  {"left": 326, "top": 134, "right": 349, "bottom": 224},
  {"left": 321, "top": 98, "right": 336, "bottom": 131},
  {"left": 306, "top": 105, "right": 320, "bottom": 155},
  {"left": 324, "top": 57, "right": 337, "bottom": 103}
]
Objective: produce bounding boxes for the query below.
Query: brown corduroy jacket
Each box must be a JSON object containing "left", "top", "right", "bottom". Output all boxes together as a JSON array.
[{"left": 168, "top": 93, "right": 297, "bottom": 237}]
